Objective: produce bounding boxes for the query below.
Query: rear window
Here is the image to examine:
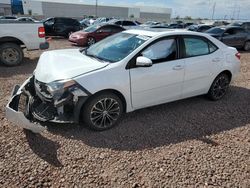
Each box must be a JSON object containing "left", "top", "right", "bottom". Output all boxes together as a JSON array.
[{"left": 184, "top": 38, "right": 209, "bottom": 57}]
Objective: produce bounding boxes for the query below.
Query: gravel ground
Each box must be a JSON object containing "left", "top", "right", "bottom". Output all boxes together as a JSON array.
[{"left": 0, "top": 39, "right": 249, "bottom": 187}]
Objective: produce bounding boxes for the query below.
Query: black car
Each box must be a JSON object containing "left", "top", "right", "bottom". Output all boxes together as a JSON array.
[
  {"left": 229, "top": 21, "right": 250, "bottom": 33},
  {"left": 168, "top": 23, "right": 185, "bottom": 29},
  {"left": 206, "top": 26, "right": 250, "bottom": 51},
  {"left": 188, "top": 24, "right": 213, "bottom": 32},
  {"left": 43, "top": 17, "right": 81, "bottom": 37}
]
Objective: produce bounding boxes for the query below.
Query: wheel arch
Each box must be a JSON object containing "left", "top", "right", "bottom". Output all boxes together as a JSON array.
[
  {"left": 0, "top": 37, "right": 25, "bottom": 47},
  {"left": 88, "top": 89, "right": 127, "bottom": 113},
  {"left": 218, "top": 70, "right": 232, "bottom": 82}
]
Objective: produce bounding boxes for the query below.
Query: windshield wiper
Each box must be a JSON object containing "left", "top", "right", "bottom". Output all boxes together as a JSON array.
[{"left": 85, "top": 52, "right": 108, "bottom": 62}]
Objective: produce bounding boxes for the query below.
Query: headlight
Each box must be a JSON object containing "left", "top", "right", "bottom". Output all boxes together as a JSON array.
[{"left": 47, "top": 79, "right": 76, "bottom": 98}]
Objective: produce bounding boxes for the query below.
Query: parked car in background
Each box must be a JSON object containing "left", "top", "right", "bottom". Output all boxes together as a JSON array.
[
  {"left": 184, "top": 22, "right": 194, "bottom": 28},
  {"left": 69, "top": 24, "right": 125, "bottom": 46},
  {"left": 168, "top": 23, "right": 185, "bottom": 29},
  {"left": 229, "top": 21, "right": 250, "bottom": 33},
  {"left": 6, "top": 29, "right": 240, "bottom": 132},
  {"left": 206, "top": 26, "right": 250, "bottom": 51},
  {"left": 141, "top": 21, "right": 161, "bottom": 27},
  {"left": 80, "top": 18, "right": 90, "bottom": 28},
  {"left": 188, "top": 24, "right": 213, "bottom": 32},
  {"left": 15, "top": 17, "right": 39, "bottom": 22},
  {"left": 0, "top": 20, "right": 49, "bottom": 66},
  {"left": 93, "top": 17, "right": 112, "bottom": 25},
  {"left": 109, "top": 20, "right": 140, "bottom": 29},
  {"left": 0, "top": 15, "right": 17, "bottom": 20},
  {"left": 43, "top": 17, "right": 81, "bottom": 37}
]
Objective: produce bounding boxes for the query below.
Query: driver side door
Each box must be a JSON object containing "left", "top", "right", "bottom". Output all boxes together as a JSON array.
[
  {"left": 95, "top": 26, "right": 112, "bottom": 42},
  {"left": 129, "top": 37, "right": 185, "bottom": 109}
]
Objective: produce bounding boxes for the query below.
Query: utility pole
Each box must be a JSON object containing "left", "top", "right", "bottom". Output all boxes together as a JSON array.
[
  {"left": 95, "top": 0, "right": 98, "bottom": 17},
  {"left": 237, "top": 6, "right": 240, "bottom": 20},
  {"left": 211, "top": 2, "right": 216, "bottom": 20}
]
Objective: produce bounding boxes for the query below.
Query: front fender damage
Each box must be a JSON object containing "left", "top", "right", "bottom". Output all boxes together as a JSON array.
[{"left": 5, "top": 77, "right": 90, "bottom": 133}]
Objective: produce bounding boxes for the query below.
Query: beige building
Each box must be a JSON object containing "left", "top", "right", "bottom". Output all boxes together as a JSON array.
[
  {"left": 0, "top": 0, "right": 11, "bottom": 16},
  {"left": 21, "top": 0, "right": 172, "bottom": 21}
]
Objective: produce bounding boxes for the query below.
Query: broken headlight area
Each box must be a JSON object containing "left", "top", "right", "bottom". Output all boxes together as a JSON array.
[{"left": 25, "top": 76, "right": 88, "bottom": 123}]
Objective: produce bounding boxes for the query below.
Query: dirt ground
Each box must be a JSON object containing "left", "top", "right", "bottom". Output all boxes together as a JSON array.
[{"left": 0, "top": 39, "right": 249, "bottom": 187}]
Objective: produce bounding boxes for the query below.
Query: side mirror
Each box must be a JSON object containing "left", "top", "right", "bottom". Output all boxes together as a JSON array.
[{"left": 136, "top": 56, "right": 153, "bottom": 67}]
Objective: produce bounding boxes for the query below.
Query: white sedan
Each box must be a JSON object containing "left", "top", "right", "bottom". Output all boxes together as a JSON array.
[{"left": 6, "top": 29, "right": 241, "bottom": 132}]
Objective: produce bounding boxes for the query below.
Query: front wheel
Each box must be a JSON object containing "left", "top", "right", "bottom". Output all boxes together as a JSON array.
[
  {"left": 81, "top": 93, "right": 123, "bottom": 131},
  {"left": 0, "top": 43, "right": 24, "bottom": 66},
  {"left": 207, "top": 73, "right": 230, "bottom": 101},
  {"left": 87, "top": 37, "right": 96, "bottom": 46}
]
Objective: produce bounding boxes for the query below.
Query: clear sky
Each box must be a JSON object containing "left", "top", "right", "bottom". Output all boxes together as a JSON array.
[{"left": 80, "top": 0, "right": 250, "bottom": 19}]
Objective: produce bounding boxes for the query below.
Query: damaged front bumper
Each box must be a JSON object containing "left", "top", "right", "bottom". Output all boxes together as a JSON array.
[{"left": 5, "top": 76, "right": 89, "bottom": 133}]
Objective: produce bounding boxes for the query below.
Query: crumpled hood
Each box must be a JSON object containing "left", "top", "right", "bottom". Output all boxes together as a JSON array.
[{"left": 35, "top": 49, "right": 108, "bottom": 83}]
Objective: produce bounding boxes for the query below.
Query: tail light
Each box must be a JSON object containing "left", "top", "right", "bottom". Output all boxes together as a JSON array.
[
  {"left": 38, "top": 27, "right": 45, "bottom": 38},
  {"left": 235, "top": 52, "right": 241, "bottom": 60}
]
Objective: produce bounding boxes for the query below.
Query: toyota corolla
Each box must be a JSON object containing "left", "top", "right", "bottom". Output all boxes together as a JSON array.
[{"left": 6, "top": 29, "right": 240, "bottom": 132}]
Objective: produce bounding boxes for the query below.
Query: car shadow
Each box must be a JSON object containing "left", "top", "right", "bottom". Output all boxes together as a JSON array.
[
  {"left": 43, "top": 85, "right": 250, "bottom": 151},
  {"left": 0, "top": 57, "right": 38, "bottom": 78},
  {"left": 24, "top": 129, "right": 63, "bottom": 167}
]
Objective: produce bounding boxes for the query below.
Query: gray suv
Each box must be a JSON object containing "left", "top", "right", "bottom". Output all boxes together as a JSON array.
[{"left": 206, "top": 26, "right": 250, "bottom": 51}]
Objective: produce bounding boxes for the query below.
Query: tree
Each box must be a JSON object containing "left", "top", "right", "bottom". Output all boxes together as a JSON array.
[{"left": 184, "top": 16, "right": 192, "bottom": 20}]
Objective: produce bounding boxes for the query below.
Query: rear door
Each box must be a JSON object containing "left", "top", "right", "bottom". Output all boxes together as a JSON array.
[
  {"left": 181, "top": 36, "right": 221, "bottom": 98},
  {"left": 130, "top": 37, "right": 185, "bottom": 109}
]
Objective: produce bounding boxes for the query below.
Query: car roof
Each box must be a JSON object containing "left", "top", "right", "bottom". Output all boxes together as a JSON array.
[{"left": 124, "top": 29, "right": 205, "bottom": 37}]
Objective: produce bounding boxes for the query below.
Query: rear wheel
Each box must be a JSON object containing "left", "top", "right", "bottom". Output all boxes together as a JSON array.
[
  {"left": 0, "top": 43, "right": 23, "bottom": 66},
  {"left": 207, "top": 73, "right": 230, "bottom": 101},
  {"left": 244, "top": 41, "right": 250, "bottom": 51},
  {"left": 81, "top": 92, "right": 123, "bottom": 131},
  {"left": 87, "top": 37, "right": 96, "bottom": 46}
]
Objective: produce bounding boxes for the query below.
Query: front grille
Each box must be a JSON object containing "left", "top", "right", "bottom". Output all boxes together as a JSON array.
[{"left": 34, "top": 79, "right": 53, "bottom": 99}]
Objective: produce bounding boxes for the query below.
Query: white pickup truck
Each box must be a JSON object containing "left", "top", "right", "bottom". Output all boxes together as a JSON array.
[{"left": 0, "top": 20, "right": 49, "bottom": 66}]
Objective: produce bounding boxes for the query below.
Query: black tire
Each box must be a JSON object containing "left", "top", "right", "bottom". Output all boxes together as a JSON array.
[
  {"left": 207, "top": 73, "right": 230, "bottom": 101},
  {"left": 244, "top": 41, "right": 250, "bottom": 51},
  {"left": 0, "top": 43, "right": 24, "bottom": 66},
  {"left": 87, "top": 37, "right": 96, "bottom": 46},
  {"left": 81, "top": 92, "right": 123, "bottom": 131}
]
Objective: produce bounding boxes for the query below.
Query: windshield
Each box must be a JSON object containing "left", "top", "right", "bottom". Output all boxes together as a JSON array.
[
  {"left": 84, "top": 25, "right": 99, "bottom": 32},
  {"left": 229, "top": 22, "right": 242, "bottom": 27},
  {"left": 85, "top": 32, "right": 149, "bottom": 62},
  {"left": 206, "top": 27, "right": 225, "bottom": 34}
]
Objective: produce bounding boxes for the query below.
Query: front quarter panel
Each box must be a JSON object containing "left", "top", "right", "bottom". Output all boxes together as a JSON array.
[{"left": 74, "top": 63, "right": 133, "bottom": 112}]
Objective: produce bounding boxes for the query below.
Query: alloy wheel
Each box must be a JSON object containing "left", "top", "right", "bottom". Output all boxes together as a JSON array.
[
  {"left": 87, "top": 37, "right": 95, "bottom": 46},
  {"left": 211, "top": 75, "right": 229, "bottom": 100},
  {"left": 90, "top": 98, "right": 120, "bottom": 129}
]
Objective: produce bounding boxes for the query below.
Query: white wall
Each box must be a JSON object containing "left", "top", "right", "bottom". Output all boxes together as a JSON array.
[
  {"left": 128, "top": 8, "right": 140, "bottom": 18},
  {"left": 1, "top": 0, "right": 11, "bottom": 4},
  {"left": 22, "top": 0, "right": 43, "bottom": 15}
]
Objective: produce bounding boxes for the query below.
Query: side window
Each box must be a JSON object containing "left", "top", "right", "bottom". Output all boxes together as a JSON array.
[
  {"left": 142, "top": 39, "right": 177, "bottom": 62},
  {"left": 123, "top": 21, "right": 136, "bottom": 26},
  {"left": 184, "top": 37, "right": 209, "bottom": 57},
  {"left": 111, "top": 26, "right": 124, "bottom": 32},
  {"left": 98, "top": 26, "right": 111, "bottom": 32},
  {"left": 224, "top": 28, "right": 236, "bottom": 35},
  {"left": 115, "top": 21, "right": 122, "bottom": 25},
  {"left": 208, "top": 41, "right": 218, "bottom": 53},
  {"left": 45, "top": 18, "right": 54, "bottom": 25}
]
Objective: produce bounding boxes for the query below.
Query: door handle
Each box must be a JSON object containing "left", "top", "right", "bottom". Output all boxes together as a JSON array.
[
  {"left": 173, "top": 65, "right": 184, "bottom": 70},
  {"left": 212, "top": 58, "right": 221, "bottom": 63}
]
